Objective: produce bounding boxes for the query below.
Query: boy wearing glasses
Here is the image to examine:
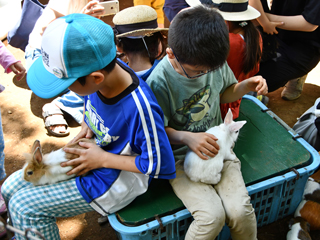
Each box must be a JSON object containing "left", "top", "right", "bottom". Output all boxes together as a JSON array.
[{"left": 147, "top": 6, "right": 267, "bottom": 240}]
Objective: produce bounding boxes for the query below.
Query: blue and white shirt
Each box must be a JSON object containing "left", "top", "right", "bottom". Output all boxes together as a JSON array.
[{"left": 76, "top": 60, "right": 176, "bottom": 215}]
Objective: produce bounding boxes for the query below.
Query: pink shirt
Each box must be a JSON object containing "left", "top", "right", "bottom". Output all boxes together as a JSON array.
[{"left": 0, "top": 41, "right": 19, "bottom": 74}]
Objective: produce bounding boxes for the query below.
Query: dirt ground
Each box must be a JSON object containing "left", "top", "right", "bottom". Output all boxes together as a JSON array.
[{"left": 1, "top": 1, "right": 320, "bottom": 239}]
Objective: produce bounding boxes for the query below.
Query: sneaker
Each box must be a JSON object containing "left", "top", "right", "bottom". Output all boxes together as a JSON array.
[
  {"left": 247, "top": 91, "right": 269, "bottom": 106},
  {"left": 281, "top": 75, "right": 307, "bottom": 101}
]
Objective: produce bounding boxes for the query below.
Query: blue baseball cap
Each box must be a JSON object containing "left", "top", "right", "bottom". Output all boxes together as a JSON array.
[{"left": 27, "top": 13, "right": 117, "bottom": 99}]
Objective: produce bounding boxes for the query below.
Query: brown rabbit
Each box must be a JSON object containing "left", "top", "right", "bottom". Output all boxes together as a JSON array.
[{"left": 22, "top": 138, "right": 95, "bottom": 185}]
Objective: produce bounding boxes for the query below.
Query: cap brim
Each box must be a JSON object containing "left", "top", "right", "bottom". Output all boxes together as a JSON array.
[
  {"left": 185, "top": 0, "right": 260, "bottom": 21},
  {"left": 117, "top": 28, "right": 168, "bottom": 38},
  {"left": 27, "top": 56, "right": 77, "bottom": 99}
]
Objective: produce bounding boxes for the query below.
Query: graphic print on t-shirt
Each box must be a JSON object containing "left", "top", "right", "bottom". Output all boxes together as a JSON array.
[
  {"left": 173, "top": 85, "right": 213, "bottom": 131},
  {"left": 85, "top": 100, "right": 119, "bottom": 146}
]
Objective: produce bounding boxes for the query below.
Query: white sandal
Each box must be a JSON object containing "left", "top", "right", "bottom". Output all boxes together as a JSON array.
[{"left": 42, "top": 103, "right": 70, "bottom": 137}]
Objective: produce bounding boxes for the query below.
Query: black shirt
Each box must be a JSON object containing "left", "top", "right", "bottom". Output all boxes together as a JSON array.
[{"left": 270, "top": 0, "right": 320, "bottom": 49}]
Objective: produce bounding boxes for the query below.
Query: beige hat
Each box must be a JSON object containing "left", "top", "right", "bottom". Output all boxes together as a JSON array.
[
  {"left": 113, "top": 5, "right": 168, "bottom": 38},
  {"left": 186, "top": 0, "right": 260, "bottom": 21}
]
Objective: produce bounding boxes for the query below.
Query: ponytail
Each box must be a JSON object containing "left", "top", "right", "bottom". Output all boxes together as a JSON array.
[{"left": 235, "top": 21, "right": 262, "bottom": 74}]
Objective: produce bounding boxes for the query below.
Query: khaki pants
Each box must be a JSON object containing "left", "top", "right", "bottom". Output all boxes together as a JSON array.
[{"left": 170, "top": 159, "right": 257, "bottom": 240}]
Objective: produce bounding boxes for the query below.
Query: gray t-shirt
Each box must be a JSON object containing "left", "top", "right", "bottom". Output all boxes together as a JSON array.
[{"left": 147, "top": 56, "right": 237, "bottom": 161}]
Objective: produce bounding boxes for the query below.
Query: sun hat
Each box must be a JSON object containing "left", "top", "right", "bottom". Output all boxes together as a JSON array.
[
  {"left": 186, "top": 0, "right": 260, "bottom": 21},
  {"left": 113, "top": 5, "right": 168, "bottom": 38},
  {"left": 27, "top": 13, "right": 117, "bottom": 99}
]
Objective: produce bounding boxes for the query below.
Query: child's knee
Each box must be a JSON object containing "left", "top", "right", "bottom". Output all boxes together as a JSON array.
[
  {"left": 227, "top": 203, "right": 256, "bottom": 228},
  {"left": 195, "top": 205, "right": 226, "bottom": 232},
  {"left": 2, "top": 170, "right": 30, "bottom": 203},
  {"left": 1, "top": 174, "right": 17, "bottom": 202},
  {"left": 1, "top": 179, "right": 10, "bottom": 201}
]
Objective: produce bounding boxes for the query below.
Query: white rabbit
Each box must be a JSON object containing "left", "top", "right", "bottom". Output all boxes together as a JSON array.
[
  {"left": 22, "top": 138, "right": 95, "bottom": 186},
  {"left": 184, "top": 109, "right": 246, "bottom": 185}
]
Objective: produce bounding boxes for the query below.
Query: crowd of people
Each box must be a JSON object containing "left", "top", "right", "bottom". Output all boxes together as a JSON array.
[{"left": 0, "top": 0, "right": 319, "bottom": 239}]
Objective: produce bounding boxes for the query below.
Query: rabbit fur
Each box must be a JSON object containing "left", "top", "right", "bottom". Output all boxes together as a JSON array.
[
  {"left": 287, "top": 217, "right": 312, "bottom": 240},
  {"left": 184, "top": 109, "right": 246, "bottom": 185},
  {"left": 294, "top": 177, "right": 320, "bottom": 231},
  {"left": 22, "top": 138, "right": 95, "bottom": 186}
]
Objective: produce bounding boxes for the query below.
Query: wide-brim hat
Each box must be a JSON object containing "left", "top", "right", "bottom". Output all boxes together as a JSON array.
[
  {"left": 186, "top": 0, "right": 260, "bottom": 21},
  {"left": 113, "top": 5, "right": 168, "bottom": 38}
]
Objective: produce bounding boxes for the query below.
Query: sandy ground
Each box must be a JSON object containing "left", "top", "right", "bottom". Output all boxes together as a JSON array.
[{"left": 1, "top": 1, "right": 320, "bottom": 239}]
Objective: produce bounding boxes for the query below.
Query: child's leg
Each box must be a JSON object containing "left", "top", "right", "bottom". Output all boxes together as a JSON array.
[
  {"left": 2, "top": 170, "right": 93, "bottom": 240},
  {"left": 214, "top": 158, "right": 257, "bottom": 240},
  {"left": 170, "top": 160, "right": 225, "bottom": 240},
  {"left": 1, "top": 170, "right": 33, "bottom": 206},
  {"left": 52, "top": 90, "right": 84, "bottom": 124}
]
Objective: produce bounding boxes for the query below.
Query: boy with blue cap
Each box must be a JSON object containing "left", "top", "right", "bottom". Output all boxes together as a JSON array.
[{"left": 1, "top": 13, "right": 175, "bottom": 239}]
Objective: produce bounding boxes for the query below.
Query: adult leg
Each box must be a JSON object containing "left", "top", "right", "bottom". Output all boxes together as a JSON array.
[
  {"left": 52, "top": 91, "right": 84, "bottom": 125},
  {"left": 170, "top": 160, "right": 225, "bottom": 240},
  {"left": 258, "top": 39, "right": 320, "bottom": 92},
  {"left": 214, "top": 158, "right": 257, "bottom": 240},
  {"left": 2, "top": 170, "right": 93, "bottom": 240}
]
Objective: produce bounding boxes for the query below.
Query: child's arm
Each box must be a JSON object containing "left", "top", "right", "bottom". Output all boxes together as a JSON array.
[
  {"left": 8, "top": 62, "right": 26, "bottom": 81},
  {"left": 165, "top": 127, "right": 220, "bottom": 160},
  {"left": 68, "top": 106, "right": 94, "bottom": 144},
  {"left": 248, "top": 0, "right": 283, "bottom": 34},
  {"left": 63, "top": 120, "right": 140, "bottom": 176},
  {"left": 220, "top": 75, "right": 268, "bottom": 104},
  {"left": 265, "top": 13, "right": 318, "bottom": 32},
  {"left": 62, "top": 142, "right": 140, "bottom": 176},
  {"left": 0, "top": 42, "right": 26, "bottom": 80}
]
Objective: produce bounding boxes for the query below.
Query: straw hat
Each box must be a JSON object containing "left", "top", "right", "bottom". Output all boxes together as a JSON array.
[
  {"left": 186, "top": 0, "right": 260, "bottom": 21},
  {"left": 113, "top": 5, "right": 168, "bottom": 38}
]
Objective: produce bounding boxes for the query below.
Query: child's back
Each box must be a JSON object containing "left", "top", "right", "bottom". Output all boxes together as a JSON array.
[{"left": 113, "top": 5, "right": 168, "bottom": 81}]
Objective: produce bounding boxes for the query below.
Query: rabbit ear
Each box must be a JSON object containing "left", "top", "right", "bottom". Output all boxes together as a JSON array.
[
  {"left": 33, "top": 147, "right": 43, "bottom": 164},
  {"left": 31, "top": 140, "right": 41, "bottom": 153},
  {"left": 224, "top": 109, "right": 233, "bottom": 125},
  {"left": 229, "top": 120, "right": 247, "bottom": 132}
]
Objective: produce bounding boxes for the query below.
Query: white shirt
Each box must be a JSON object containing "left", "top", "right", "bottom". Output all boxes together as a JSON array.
[{"left": 28, "top": 0, "right": 71, "bottom": 49}]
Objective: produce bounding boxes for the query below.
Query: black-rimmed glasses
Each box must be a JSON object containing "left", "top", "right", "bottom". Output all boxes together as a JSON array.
[{"left": 172, "top": 50, "right": 214, "bottom": 79}]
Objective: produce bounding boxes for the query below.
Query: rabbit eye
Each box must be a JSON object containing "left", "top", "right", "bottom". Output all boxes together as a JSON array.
[
  {"left": 235, "top": 130, "right": 239, "bottom": 133},
  {"left": 27, "top": 171, "right": 33, "bottom": 176}
]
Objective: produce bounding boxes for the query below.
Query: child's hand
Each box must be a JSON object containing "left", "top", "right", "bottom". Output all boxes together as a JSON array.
[
  {"left": 9, "top": 62, "right": 26, "bottom": 81},
  {"left": 244, "top": 75, "right": 268, "bottom": 96},
  {"left": 62, "top": 141, "right": 105, "bottom": 176},
  {"left": 185, "top": 132, "right": 220, "bottom": 160},
  {"left": 81, "top": 1, "right": 105, "bottom": 18},
  {"left": 69, "top": 121, "right": 94, "bottom": 144}
]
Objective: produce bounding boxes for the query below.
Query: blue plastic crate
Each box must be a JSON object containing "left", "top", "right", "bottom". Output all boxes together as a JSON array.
[{"left": 108, "top": 95, "right": 320, "bottom": 240}]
